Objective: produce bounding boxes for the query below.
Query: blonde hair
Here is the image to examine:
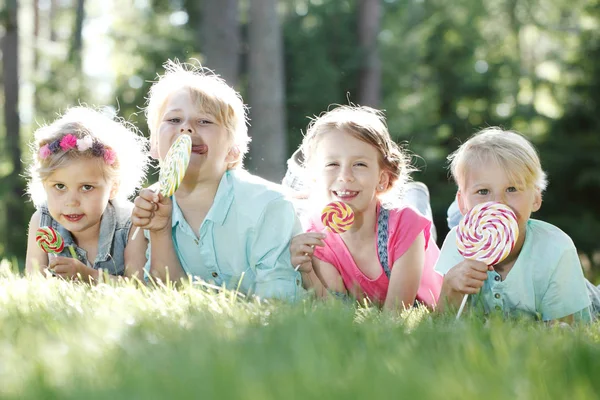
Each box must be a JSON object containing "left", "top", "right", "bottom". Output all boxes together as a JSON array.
[
  {"left": 448, "top": 127, "right": 548, "bottom": 192},
  {"left": 26, "top": 107, "right": 149, "bottom": 207},
  {"left": 301, "top": 105, "right": 414, "bottom": 205},
  {"left": 145, "top": 60, "right": 250, "bottom": 168}
]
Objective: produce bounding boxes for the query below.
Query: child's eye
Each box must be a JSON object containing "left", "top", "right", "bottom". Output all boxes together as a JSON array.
[
  {"left": 507, "top": 187, "right": 518, "bottom": 193},
  {"left": 82, "top": 185, "right": 94, "bottom": 192},
  {"left": 354, "top": 162, "right": 367, "bottom": 167},
  {"left": 476, "top": 189, "right": 489, "bottom": 195},
  {"left": 325, "top": 162, "right": 339, "bottom": 168},
  {"left": 54, "top": 183, "right": 66, "bottom": 191},
  {"left": 167, "top": 118, "right": 181, "bottom": 123},
  {"left": 198, "top": 119, "right": 213, "bottom": 125}
]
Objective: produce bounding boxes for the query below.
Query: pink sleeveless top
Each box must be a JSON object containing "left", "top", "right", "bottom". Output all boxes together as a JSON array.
[{"left": 308, "top": 205, "right": 442, "bottom": 308}]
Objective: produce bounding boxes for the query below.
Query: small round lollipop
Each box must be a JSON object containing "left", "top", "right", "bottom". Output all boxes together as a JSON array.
[
  {"left": 455, "top": 201, "right": 519, "bottom": 319},
  {"left": 158, "top": 134, "right": 192, "bottom": 197},
  {"left": 36, "top": 226, "right": 65, "bottom": 254},
  {"left": 293, "top": 201, "right": 355, "bottom": 272},
  {"left": 131, "top": 134, "right": 192, "bottom": 240},
  {"left": 321, "top": 201, "right": 355, "bottom": 233}
]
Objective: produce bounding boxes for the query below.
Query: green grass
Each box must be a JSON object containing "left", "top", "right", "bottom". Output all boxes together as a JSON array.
[{"left": 0, "top": 260, "right": 599, "bottom": 400}]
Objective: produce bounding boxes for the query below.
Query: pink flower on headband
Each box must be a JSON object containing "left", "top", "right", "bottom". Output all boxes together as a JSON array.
[
  {"left": 39, "top": 144, "right": 51, "bottom": 159},
  {"left": 77, "top": 136, "right": 94, "bottom": 151},
  {"left": 60, "top": 134, "right": 78, "bottom": 150},
  {"left": 103, "top": 149, "right": 117, "bottom": 165}
]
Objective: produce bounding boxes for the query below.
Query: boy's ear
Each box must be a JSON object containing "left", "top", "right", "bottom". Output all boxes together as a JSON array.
[
  {"left": 532, "top": 189, "right": 542, "bottom": 212},
  {"left": 457, "top": 190, "right": 468, "bottom": 215},
  {"left": 225, "top": 145, "right": 241, "bottom": 164},
  {"left": 150, "top": 143, "right": 159, "bottom": 159}
]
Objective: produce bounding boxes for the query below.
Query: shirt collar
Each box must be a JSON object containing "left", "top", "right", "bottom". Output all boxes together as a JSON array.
[{"left": 171, "top": 170, "right": 235, "bottom": 228}]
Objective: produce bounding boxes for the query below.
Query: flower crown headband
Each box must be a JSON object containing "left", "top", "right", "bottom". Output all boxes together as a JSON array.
[{"left": 38, "top": 134, "right": 117, "bottom": 165}]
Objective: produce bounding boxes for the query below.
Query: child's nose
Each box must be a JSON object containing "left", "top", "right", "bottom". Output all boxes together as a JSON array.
[
  {"left": 65, "top": 192, "right": 80, "bottom": 207},
  {"left": 492, "top": 192, "right": 507, "bottom": 204},
  {"left": 180, "top": 121, "right": 194, "bottom": 134},
  {"left": 337, "top": 166, "right": 355, "bottom": 182}
]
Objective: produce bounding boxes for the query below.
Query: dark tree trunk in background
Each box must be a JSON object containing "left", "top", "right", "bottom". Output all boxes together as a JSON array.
[
  {"left": 357, "top": 0, "right": 381, "bottom": 107},
  {"left": 191, "top": 0, "right": 240, "bottom": 87},
  {"left": 2, "top": 0, "right": 25, "bottom": 258},
  {"left": 68, "top": 0, "right": 86, "bottom": 65},
  {"left": 247, "top": 0, "right": 287, "bottom": 182},
  {"left": 49, "top": 0, "right": 57, "bottom": 41}
]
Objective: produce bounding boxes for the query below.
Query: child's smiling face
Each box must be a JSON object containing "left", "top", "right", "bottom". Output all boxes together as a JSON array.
[
  {"left": 44, "top": 158, "right": 117, "bottom": 237},
  {"left": 309, "top": 129, "right": 389, "bottom": 214}
]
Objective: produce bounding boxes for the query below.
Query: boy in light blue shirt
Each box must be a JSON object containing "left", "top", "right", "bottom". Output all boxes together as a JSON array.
[
  {"left": 132, "top": 60, "right": 305, "bottom": 301},
  {"left": 435, "top": 127, "right": 598, "bottom": 323}
]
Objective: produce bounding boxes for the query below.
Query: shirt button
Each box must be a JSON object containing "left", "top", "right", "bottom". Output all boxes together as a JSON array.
[
  {"left": 194, "top": 239, "right": 199, "bottom": 245},
  {"left": 296, "top": 279, "right": 301, "bottom": 286},
  {"left": 495, "top": 305, "right": 501, "bottom": 311},
  {"left": 494, "top": 293, "right": 501, "bottom": 299},
  {"left": 494, "top": 276, "right": 500, "bottom": 281},
  {"left": 212, "top": 272, "right": 218, "bottom": 278}
]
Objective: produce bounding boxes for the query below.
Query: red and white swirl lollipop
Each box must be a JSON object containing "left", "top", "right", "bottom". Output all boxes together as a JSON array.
[
  {"left": 455, "top": 201, "right": 519, "bottom": 319},
  {"left": 36, "top": 227, "right": 65, "bottom": 254}
]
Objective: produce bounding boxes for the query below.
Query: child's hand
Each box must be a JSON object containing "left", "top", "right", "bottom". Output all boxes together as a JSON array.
[
  {"left": 132, "top": 188, "right": 172, "bottom": 233},
  {"left": 290, "top": 232, "right": 326, "bottom": 272},
  {"left": 49, "top": 256, "right": 94, "bottom": 281},
  {"left": 443, "top": 259, "right": 491, "bottom": 295}
]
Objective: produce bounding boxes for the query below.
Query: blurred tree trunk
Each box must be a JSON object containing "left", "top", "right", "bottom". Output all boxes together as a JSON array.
[
  {"left": 33, "top": 0, "right": 40, "bottom": 112},
  {"left": 187, "top": 0, "right": 240, "bottom": 87},
  {"left": 49, "top": 0, "right": 57, "bottom": 41},
  {"left": 2, "top": 0, "right": 25, "bottom": 257},
  {"left": 33, "top": 0, "right": 40, "bottom": 71},
  {"left": 247, "top": 0, "right": 287, "bottom": 182},
  {"left": 357, "top": 0, "right": 381, "bottom": 107},
  {"left": 68, "top": 0, "right": 86, "bottom": 66}
]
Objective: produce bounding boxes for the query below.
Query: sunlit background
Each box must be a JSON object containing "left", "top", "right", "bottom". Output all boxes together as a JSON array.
[{"left": 1, "top": 0, "right": 599, "bottom": 282}]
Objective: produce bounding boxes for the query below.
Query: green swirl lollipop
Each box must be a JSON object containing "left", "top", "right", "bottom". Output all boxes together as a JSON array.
[
  {"left": 158, "top": 134, "right": 192, "bottom": 197},
  {"left": 131, "top": 135, "right": 192, "bottom": 240}
]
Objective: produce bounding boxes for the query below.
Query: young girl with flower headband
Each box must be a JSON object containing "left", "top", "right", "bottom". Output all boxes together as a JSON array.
[
  {"left": 290, "top": 105, "right": 443, "bottom": 311},
  {"left": 25, "top": 107, "right": 150, "bottom": 281}
]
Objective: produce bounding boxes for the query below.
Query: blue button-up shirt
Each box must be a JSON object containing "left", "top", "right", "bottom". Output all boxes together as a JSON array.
[
  {"left": 435, "top": 219, "right": 592, "bottom": 322},
  {"left": 145, "top": 169, "right": 305, "bottom": 301}
]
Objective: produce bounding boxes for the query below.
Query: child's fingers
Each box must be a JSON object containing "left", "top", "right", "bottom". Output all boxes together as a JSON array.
[
  {"left": 134, "top": 196, "right": 157, "bottom": 212},
  {"left": 138, "top": 188, "right": 160, "bottom": 203}
]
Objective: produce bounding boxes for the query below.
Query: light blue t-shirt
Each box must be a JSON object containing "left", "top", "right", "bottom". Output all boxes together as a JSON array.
[
  {"left": 434, "top": 219, "right": 592, "bottom": 322},
  {"left": 145, "top": 169, "right": 305, "bottom": 301}
]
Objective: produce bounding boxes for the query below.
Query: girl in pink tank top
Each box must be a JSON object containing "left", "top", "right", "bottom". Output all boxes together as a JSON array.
[{"left": 290, "top": 106, "right": 442, "bottom": 311}]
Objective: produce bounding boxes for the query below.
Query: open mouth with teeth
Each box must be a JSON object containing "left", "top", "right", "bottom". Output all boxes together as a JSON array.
[
  {"left": 64, "top": 214, "right": 84, "bottom": 222},
  {"left": 333, "top": 190, "right": 359, "bottom": 200},
  {"left": 191, "top": 144, "right": 208, "bottom": 155}
]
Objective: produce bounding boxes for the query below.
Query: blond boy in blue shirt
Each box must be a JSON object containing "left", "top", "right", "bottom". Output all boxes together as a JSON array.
[
  {"left": 132, "top": 60, "right": 305, "bottom": 301},
  {"left": 435, "top": 128, "right": 598, "bottom": 323}
]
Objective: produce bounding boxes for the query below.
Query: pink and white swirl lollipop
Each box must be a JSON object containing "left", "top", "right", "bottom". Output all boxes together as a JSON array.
[
  {"left": 455, "top": 201, "right": 519, "bottom": 319},
  {"left": 456, "top": 201, "right": 519, "bottom": 266}
]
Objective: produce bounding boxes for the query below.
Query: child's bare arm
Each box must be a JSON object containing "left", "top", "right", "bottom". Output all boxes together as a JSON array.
[
  {"left": 384, "top": 232, "right": 425, "bottom": 312},
  {"left": 437, "top": 259, "right": 490, "bottom": 312},
  {"left": 123, "top": 224, "right": 149, "bottom": 280},
  {"left": 25, "top": 211, "right": 50, "bottom": 275},
  {"left": 312, "top": 257, "right": 346, "bottom": 296}
]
